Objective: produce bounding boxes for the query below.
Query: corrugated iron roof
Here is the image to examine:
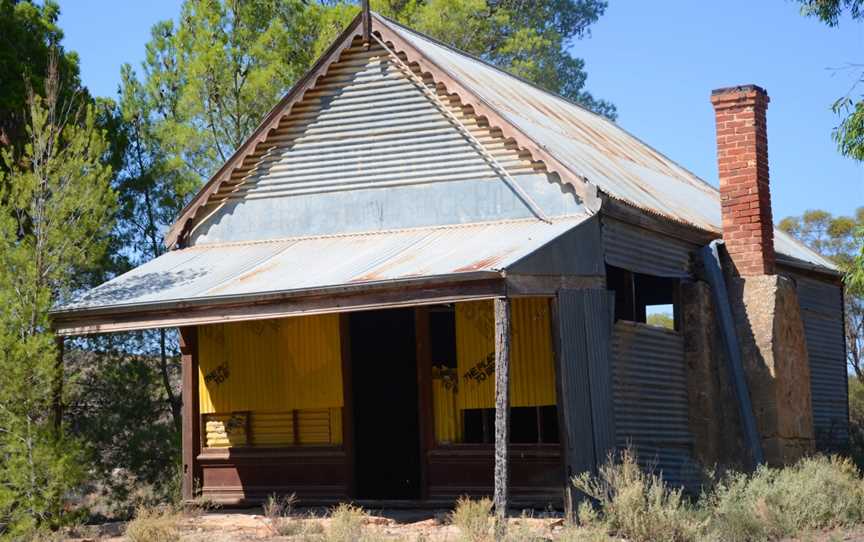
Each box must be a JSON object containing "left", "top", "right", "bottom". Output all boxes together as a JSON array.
[
  {"left": 57, "top": 216, "right": 589, "bottom": 313},
  {"left": 374, "top": 15, "right": 838, "bottom": 273}
]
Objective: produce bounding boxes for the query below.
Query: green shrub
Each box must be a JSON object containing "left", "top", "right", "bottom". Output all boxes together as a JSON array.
[
  {"left": 124, "top": 505, "right": 180, "bottom": 542},
  {"left": 450, "top": 496, "right": 493, "bottom": 542},
  {"left": 327, "top": 503, "right": 366, "bottom": 542},
  {"left": 572, "top": 448, "right": 701, "bottom": 542},
  {"left": 704, "top": 455, "right": 864, "bottom": 541},
  {"left": 573, "top": 449, "right": 864, "bottom": 542}
]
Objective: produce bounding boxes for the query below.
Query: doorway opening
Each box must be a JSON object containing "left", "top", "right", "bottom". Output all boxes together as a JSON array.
[{"left": 349, "top": 308, "right": 420, "bottom": 500}]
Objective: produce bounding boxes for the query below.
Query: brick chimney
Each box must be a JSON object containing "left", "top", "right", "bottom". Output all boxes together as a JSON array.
[{"left": 710, "top": 85, "right": 775, "bottom": 276}]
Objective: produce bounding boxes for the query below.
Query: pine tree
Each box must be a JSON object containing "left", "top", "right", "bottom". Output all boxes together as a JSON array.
[{"left": 0, "top": 55, "right": 115, "bottom": 536}]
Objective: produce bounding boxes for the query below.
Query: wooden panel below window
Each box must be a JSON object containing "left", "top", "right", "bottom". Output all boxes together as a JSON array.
[
  {"left": 426, "top": 444, "right": 563, "bottom": 506},
  {"left": 199, "top": 447, "right": 349, "bottom": 505}
]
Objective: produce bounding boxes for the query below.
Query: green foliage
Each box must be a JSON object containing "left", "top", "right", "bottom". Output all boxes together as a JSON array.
[
  {"left": 450, "top": 496, "right": 493, "bottom": 542},
  {"left": 793, "top": 0, "right": 863, "bottom": 161},
  {"left": 647, "top": 312, "right": 674, "bottom": 329},
  {"left": 64, "top": 344, "right": 181, "bottom": 518},
  {"left": 849, "top": 376, "right": 864, "bottom": 467},
  {"left": 573, "top": 450, "right": 864, "bottom": 542},
  {"left": 367, "top": 0, "right": 615, "bottom": 118},
  {"left": 704, "top": 456, "right": 864, "bottom": 541},
  {"left": 779, "top": 208, "right": 864, "bottom": 378},
  {"left": 0, "top": 0, "right": 86, "bottom": 155},
  {"left": 797, "top": 0, "right": 864, "bottom": 24},
  {"left": 0, "top": 58, "right": 115, "bottom": 534},
  {"left": 127, "top": 0, "right": 321, "bottom": 180}
]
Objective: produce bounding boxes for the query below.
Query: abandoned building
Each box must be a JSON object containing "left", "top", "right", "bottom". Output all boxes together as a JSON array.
[{"left": 51, "top": 11, "right": 848, "bottom": 508}]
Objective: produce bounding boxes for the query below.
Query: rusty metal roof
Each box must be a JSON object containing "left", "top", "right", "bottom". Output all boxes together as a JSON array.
[
  {"left": 56, "top": 216, "right": 589, "bottom": 313},
  {"left": 374, "top": 15, "right": 837, "bottom": 273}
]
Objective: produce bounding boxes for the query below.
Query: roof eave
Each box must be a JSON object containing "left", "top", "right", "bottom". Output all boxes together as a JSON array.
[{"left": 50, "top": 270, "right": 503, "bottom": 336}]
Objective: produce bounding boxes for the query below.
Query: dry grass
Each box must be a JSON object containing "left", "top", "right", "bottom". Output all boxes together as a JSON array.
[
  {"left": 326, "top": 503, "right": 367, "bottom": 542},
  {"left": 570, "top": 450, "right": 864, "bottom": 542},
  {"left": 572, "top": 448, "right": 700, "bottom": 542},
  {"left": 124, "top": 505, "right": 181, "bottom": 542},
  {"left": 262, "top": 493, "right": 303, "bottom": 536},
  {"left": 703, "top": 455, "right": 864, "bottom": 541},
  {"left": 450, "top": 496, "right": 493, "bottom": 542}
]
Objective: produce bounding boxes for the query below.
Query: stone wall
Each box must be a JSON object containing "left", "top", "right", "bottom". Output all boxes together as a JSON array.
[
  {"left": 728, "top": 274, "right": 815, "bottom": 465},
  {"left": 681, "top": 280, "right": 747, "bottom": 468}
]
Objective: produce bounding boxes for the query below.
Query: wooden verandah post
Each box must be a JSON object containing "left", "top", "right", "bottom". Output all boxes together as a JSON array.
[
  {"left": 493, "top": 297, "right": 511, "bottom": 540},
  {"left": 179, "top": 326, "right": 200, "bottom": 501}
]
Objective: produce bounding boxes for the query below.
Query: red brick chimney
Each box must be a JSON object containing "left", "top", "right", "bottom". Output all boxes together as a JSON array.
[{"left": 710, "top": 85, "right": 775, "bottom": 276}]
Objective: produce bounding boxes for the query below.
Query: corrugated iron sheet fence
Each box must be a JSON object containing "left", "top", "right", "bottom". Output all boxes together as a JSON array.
[
  {"left": 611, "top": 321, "right": 701, "bottom": 489},
  {"left": 794, "top": 276, "right": 849, "bottom": 450}
]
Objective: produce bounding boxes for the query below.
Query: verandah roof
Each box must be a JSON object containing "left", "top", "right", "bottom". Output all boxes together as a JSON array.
[{"left": 51, "top": 216, "right": 591, "bottom": 335}]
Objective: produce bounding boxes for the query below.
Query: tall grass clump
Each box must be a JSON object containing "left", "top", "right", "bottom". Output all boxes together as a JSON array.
[
  {"left": 572, "top": 448, "right": 700, "bottom": 542},
  {"left": 450, "top": 496, "right": 493, "bottom": 542},
  {"left": 124, "top": 505, "right": 180, "bottom": 542},
  {"left": 704, "top": 455, "right": 864, "bottom": 541},
  {"left": 327, "top": 503, "right": 366, "bottom": 542},
  {"left": 263, "top": 493, "right": 302, "bottom": 536}
]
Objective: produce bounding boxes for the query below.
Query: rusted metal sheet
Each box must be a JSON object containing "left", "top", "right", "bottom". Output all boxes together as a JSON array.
[
  {"left": 611, "top": 321, "right": 701, "bottom": 489},
  {"left": 55, "top": 216, "right": 589, "bottom": 315},
  {"left": 374, "top": 15, "right": 838, "bottom": 275},
  {"left": 792, "top": 275, "right": 849, "bottom": 450},
  {"left": 602, "top": 217, "right": 694, "bottom": 277}
]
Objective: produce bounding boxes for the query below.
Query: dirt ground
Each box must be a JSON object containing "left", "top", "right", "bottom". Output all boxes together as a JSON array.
[
  {"left": 64, "top": 508, "right": 563, "bottom": 541},
  {"left": 62, "top": 509, "right": 864, "bottom": 541}
]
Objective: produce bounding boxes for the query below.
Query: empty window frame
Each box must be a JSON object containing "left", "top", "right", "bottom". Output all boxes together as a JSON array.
[{"left": 606, "top": 265, "right": 680, "bottom": 330}]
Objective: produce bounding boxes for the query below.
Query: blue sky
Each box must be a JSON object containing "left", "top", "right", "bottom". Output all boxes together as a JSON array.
[{"left": 58, "top": 0, "right": 863, "bottom": 221}]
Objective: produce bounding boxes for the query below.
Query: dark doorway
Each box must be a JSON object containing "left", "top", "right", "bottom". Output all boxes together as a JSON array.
[{"left": 349, "top": 308, "right": 420, "bottom": 499}]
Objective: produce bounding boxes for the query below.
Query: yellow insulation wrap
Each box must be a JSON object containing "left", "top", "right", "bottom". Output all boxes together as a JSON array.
[
  {"left": 198, "top": 314, "right": 343, "bottom": 413},
  {"left": 198, "top": 315, "right": 344, "bottom": 447},
  {"left": 454, "top": 298, "right": 556, "bottom": 410},
  {"left": 431, "top": 368, "right": 461, "bottom": 444}
]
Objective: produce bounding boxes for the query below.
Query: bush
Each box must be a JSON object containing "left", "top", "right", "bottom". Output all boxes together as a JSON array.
[
  {"left": 450, "top": 496, "right": 493, "bottom": 542},
  {"left": 327, "top": 503, "right": 366, "bottom": 542},
  {"left": 124, "top": 505, "right": 180, "bottom": 542},
  {"left": 572, "top": 448, "right": 701, "bottom": 542},
  {"left": 704, "top": 455, "right": 864, "bottom": 541},
  {"left": 572, "top": 449, "right": 864, "bottom": 542},
  {"left": 263, "top": 493, "right": 302, "bottom": 536}
]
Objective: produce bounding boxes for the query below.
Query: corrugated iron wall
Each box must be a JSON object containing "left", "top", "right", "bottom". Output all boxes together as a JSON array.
[
  {"left": 554, "top": 289, "right": 615, "bottom": 481},
  {"left": 602, "top": 217, "right": 694, "bottom": 278},
  {"left": 612, "top": 320, "right": 701, "bottom": 489},
  {"left": 793, "top": 275, "right": 849, "bottom": 450},
  {"left": 188, "top": 38, "right": 582, "bottom": 244},
  {"left": 198, "top": 315, "right": 343, "bottom": 447},
  {"left": 217, "top": 41, "right": 541, "bottom": 202}
]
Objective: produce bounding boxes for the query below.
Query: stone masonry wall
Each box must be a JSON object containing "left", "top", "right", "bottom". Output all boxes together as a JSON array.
[{"left": 728, "top": 274, "right": 815, "bottom": 465}]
